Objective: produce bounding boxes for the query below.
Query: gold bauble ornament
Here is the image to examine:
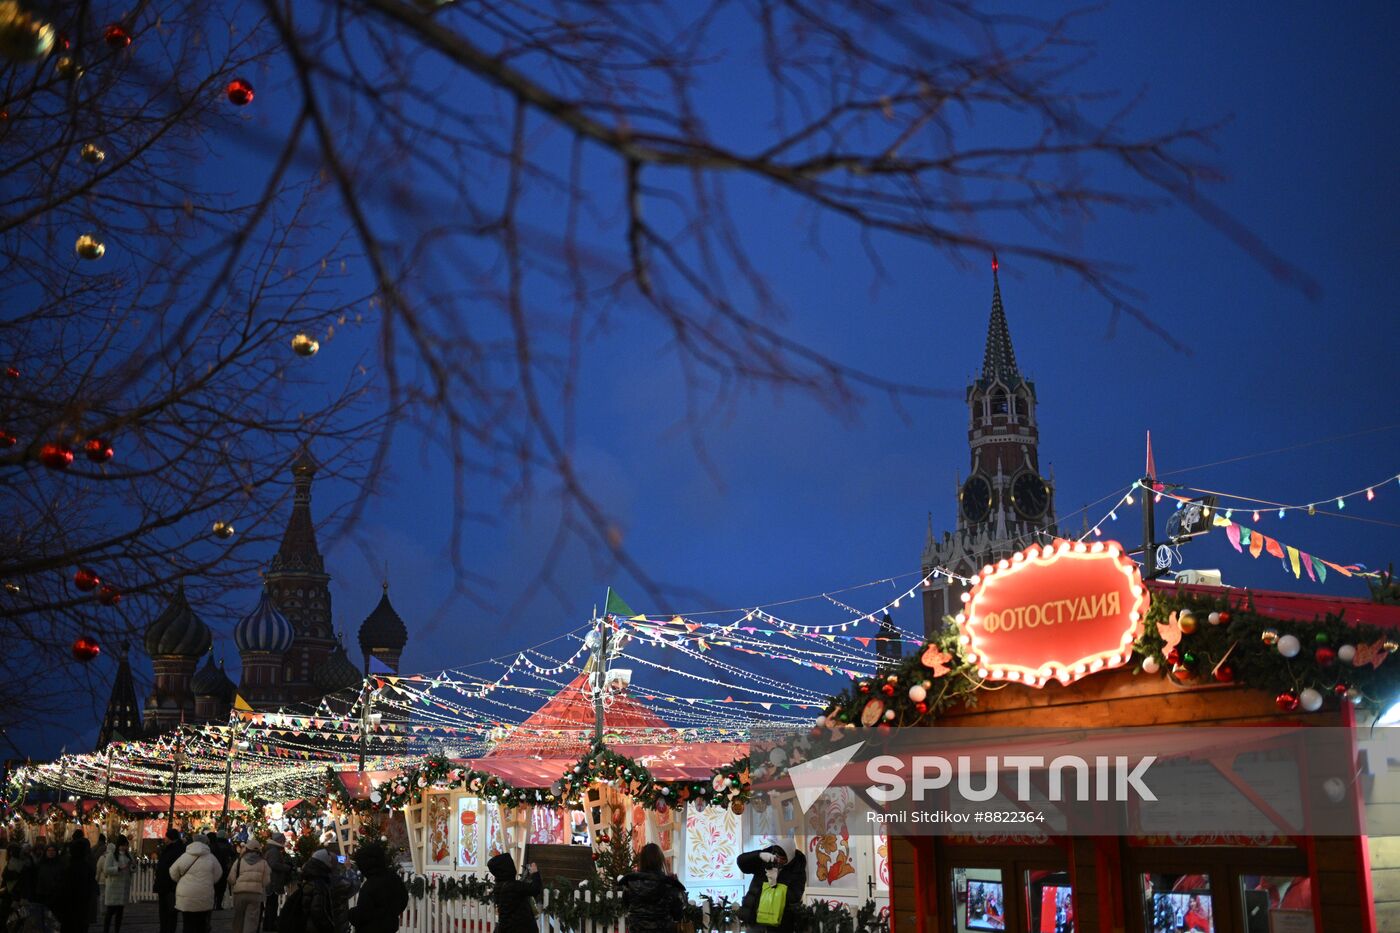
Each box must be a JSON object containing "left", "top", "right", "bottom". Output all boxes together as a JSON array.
[
  {"left": 291, "top": 333, "right": 319, "bottom": 357},
  {"left": 1177, "top": 612, "right": 1198, "bottom": 635},
  {"left": 0, "top": 2, "right": 55, "bottom": 62},
  {"left": 74, "top": 234, "right": 105, "bottom": 260},
  {"left": 730, "top": 800, "right": 745, "bottom": 815},
  {"left": 211, "top": 521, "right": 235, "bottom": 540},
  {"left": 54, "top": 55, "right": 81, "bottom": 80},
  {"left": 80, "top": 143, "right": 105, "bottom": 165},
  {"left": 1261, "top": 628, "right": 1279, "bottom": 646}
]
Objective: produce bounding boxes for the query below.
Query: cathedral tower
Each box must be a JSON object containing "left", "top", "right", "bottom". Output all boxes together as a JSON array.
[
  {"left": 921, "top": 257, "right": 1057, "bottom": 635},
  {"left": 264, "top": 449, "right": 336, "bottom": 701}
]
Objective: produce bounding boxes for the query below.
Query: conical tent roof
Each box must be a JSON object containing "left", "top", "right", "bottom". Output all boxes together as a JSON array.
[{"left": 486, "top": 671, "right": 671, "bottom": 758}]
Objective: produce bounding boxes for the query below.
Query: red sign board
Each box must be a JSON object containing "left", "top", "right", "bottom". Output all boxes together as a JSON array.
[{"left": 955, "top": 539, "right": 1147, "bottom": 686}]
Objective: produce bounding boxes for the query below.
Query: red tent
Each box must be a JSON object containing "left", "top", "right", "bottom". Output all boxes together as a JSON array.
[{"left": 486, "top": 671, "right": 674, "bottom": 758}]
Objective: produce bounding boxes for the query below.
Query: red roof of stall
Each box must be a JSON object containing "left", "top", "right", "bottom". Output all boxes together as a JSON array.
[
  {"left": 486, "top": 672, "right": 675, "bottom": 758},
  {"left": 1147, "top": 581, "right": 1400, "bottom": 628}
]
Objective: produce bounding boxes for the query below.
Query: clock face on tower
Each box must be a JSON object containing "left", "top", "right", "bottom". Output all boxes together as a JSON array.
[
  {"left": 961, "top": 475, "right": 993, "bottom": 524},
  {"left": 1011, "top": 471, "right": 1049, "bottom": 519}
]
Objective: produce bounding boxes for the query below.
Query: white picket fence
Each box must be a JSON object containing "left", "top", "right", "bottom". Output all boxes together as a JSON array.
[{"left": 129, "top": 863, "right": 708, "bottom": 933}]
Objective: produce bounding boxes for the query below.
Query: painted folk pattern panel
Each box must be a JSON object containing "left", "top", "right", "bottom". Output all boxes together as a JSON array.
[
  {"left": 427, "top": 793, "right": 452, "bottom": 866},
  {"left": 456, "top": 796, "right": 481, "bottom": 869},
  {"left": 685, "top": 803, "right": 742, "bottom": 883}
]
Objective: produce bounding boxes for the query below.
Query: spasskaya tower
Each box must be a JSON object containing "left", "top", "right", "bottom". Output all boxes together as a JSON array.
[{"left": 921, "top": 257, "right": 1057, "bottom": 636}]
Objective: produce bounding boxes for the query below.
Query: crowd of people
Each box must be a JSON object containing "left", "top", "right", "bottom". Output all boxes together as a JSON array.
[
  {"left": 0, "top": 826, "right": 409, "bottom": 933},
  {"left": 0, "top": 827, "right": 810, "bottom": 933}
]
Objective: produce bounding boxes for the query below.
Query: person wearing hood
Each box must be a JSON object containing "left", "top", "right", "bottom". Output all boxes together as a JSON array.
[
  {"left": 260, "top": 833, "right": 291, "bottom": 932},
  {"left": 155, "top": 829, "right": 186, "bottom": 933},
  {"left": 61, "top": 833, "right": 96, "bottom": 933},
  {"left": 620, "top": 843, "right": 687, "bottom": 933},
  {"left": 736, "top": 840, "right": 806, "bottom": 933},
  {"left": 208, "top": 832, "right": 234, "bottom": 911},
  {"left": 300, "top": 849, "right": 358, "bottom": 933},
  {"left": 169, "top": 835, "right": 224, "bottom": 933},
  {"left": 486, "top": 853, "right": 541, "bottom": 933},
  {"left": 100, "top": 836, "right": 135, "bottom": 933},
  {"left": 34, "top": 844, "right": 65, "bottom": 928},
  {"left": 346, "top": 844, "right": 409, "bottom": 933},
  {"left": 227, "top": 838, "right": 271, "bottom": 933}
]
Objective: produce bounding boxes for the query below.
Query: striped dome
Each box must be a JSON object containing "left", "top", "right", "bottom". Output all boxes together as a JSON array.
[
  {"left": 234, "top": 590, "right": 295, "bottom": 654},
  {"left": 143, "top": 584, "right": 212, "bottom": 658}
]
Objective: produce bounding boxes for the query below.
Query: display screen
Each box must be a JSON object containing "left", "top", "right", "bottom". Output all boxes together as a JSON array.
[
  {"left": 965, "top": 880, "right": 1006, "bottom": 930},
  {"left": 1037, "top": 885, "right": 1073, "bottom": 932},
  {"left": 1149, "top": 892, "right": 1213, "bottom": 932}
]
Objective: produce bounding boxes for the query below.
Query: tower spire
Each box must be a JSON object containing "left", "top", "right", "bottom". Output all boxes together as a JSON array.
[
  {"left": 981, "top": 253, "right": 1021, "bottom": 386},
  {"left": 98, "top": 643, "right": 142, "bottom": 749}
]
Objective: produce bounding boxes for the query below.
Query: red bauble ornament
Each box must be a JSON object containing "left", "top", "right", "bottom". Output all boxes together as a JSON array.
[
  {"left": 914, "top": 702, "right": 928, "bottom": 715},
  {"left": 1315, "top": 646, "right": 1337, "bottom": 668},
  {"left": 1218, "top": 611, "right": 1231, "bottom": 624},
  {"left": 73, "top": 568, "right": 101, "bottom": 592},
  {"left": 1213, "top": 664, "right": 1235, "bottom": 684},
  {"left": 1170, "top": 664, "right": 1193, "bottom": 683},
  {"left": 226, "top": 78, "right": 254, "bottom": 106},
  {"left": 39, "top": 443, "right": 74, "bottom": 470},
  {"left": 1275, "top": 691, "right": 1300, "bottom": 712},
  {"left": 97, "top": 583, "right": 121, "bottom": 606},
  {"left": 1333, "top": 683, "right": 1350, "bottom": 696},
  {"left": 4, "top": 367, "right": 17, "bottom": 379},
  {"left": 1165, "top": 648, "right": 1181, "bottom": 666},
  {"left": 71, "top": 636, "right": 101, "bottom": 663},
  {"left": 857, "top": 682, "right": 870, "bottom": 694},
  {"left": 103, "top": 25, "right": 131, "bottom": 48},
  {"left": 0, "top": 431, "right": 15, "bottom": 448},
  {"left": 881, "top": 683, "right": 895, "bottom": 696},
  {"left": 84, "top": 438, "right": 113, "bottom": 463}
]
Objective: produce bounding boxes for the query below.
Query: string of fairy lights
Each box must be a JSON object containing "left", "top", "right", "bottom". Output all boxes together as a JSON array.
[{"left": 13, "top": 468, "right": 1393, "bottom": 817}]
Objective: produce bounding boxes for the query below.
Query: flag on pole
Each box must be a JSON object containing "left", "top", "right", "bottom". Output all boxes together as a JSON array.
[{"left": 603, "top": 587, "right": 635, "bottom": 619}]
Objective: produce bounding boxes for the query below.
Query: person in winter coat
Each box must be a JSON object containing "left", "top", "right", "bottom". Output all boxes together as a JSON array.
[
  {"left": 486, "top": 853, "right": 541, "bottom": 933},
  {"left": 100, "top": 836, "right": 135, "bottom": 933},
  {"left": 227, "top": 839, "right": 271, "bottom": 933},
  {"left": 169, "top": 837, "right": 224, "bottom": 933},
  {"left": 736, "top": 840, "right": 807, "bottom": 933},
  {"left": 207, "top": 833, "right": 234, "bottom": 911},
  {"left": 621, "top": 843, "right": 687, "bottom": 933},
  {"left": 298, "top": 850, "right": 358, "bottom": 933},
  {"left": 34, "top": 844, "right": 65, "bottom": 930},
  {"left": 260, "top": 834, "right": 291, "bottom": 932},
  {"left": 346, "top": 844, "right": 409, "bottom": 933},
  {"left": 1, "top": 842, "right": 35, "bottom": 931},
  {"left": 62, "top": 833, "right": 96, "bottom": 933},
  {"left": 155, "top": 829, "right": 186, "bottom": 933}
]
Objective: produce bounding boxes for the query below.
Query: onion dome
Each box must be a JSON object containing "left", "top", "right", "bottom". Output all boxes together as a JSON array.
[
  {"left": 358, "top": 584, "right": 408, "bottom": 657},
  {"left": 313, "top": 637, "right": 363, "bottom": 695},
  {"left": 191, "top": 651, "right": 235, "bottom": 700},
  {"left": 234, "top": 589, "right": 296, "bottom": 654},
  {"left": 143, "top": 583, "right": 212, "bottom": 658}
]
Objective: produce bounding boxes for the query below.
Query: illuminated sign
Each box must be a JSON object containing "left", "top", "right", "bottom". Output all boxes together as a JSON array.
[{"left": 955, "top": 539, "right": 1148, "bottom": 687}]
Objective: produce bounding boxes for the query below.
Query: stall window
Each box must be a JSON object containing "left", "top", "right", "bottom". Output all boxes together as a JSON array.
[
  {"left": 952, "top": 867, "right": 1007, "bottom": 931},
  {"left": 1239, "top": 875, "right": 1312, "bottom": 933},
  {"left": 1025, "top": 869, "right": 1073, "bottom": 932},
  {"left": 1142, "top": 873, "right": 1214, "bottom": 933}
]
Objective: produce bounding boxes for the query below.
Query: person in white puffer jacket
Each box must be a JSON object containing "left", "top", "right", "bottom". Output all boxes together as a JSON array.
[
  {"left": 168, "top": 838, "right": 225, "bottom": 933},
  {"left": 227, "top": 839, "right": 272, "bottom": 933}
]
